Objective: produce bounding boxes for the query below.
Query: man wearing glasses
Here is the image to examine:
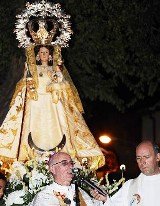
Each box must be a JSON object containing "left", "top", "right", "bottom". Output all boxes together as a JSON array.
[{"left": 30, "top": 152, "right": 103, "bottom": 206}]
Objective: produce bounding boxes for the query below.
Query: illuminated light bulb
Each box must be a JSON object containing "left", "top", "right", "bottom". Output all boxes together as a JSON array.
[
  {"left": 120, "top": 164, "right": 126, "bottom": 171},
  {"left": 99, "top": 135, "right": 111, "bottom": 144}
]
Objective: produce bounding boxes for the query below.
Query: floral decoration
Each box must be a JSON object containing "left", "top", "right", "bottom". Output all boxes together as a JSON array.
[
  {"left": 14, "top": 0, "right": 72, "bottom": 48},
  {"left": 3, "top": 156, "right": 53, "bottom": 206},
  {"left": 1, "top": 157, "right": 125, "bottom": 205}
]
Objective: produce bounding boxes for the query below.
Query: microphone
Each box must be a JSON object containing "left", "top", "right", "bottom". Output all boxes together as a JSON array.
[
  {"left": 64, "top": 198, "right": 71, "bottom": 205},
  {"left": 72, "top": 168, "right": 107, "bottom": 196},
  {"left": 72, "top": 167, "right": 81, "bottom": 175}
]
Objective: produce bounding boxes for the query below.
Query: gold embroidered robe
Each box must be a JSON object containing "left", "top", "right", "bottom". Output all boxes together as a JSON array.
[{"left": 0, "top": 46, "right": 105, "bottom": 170}]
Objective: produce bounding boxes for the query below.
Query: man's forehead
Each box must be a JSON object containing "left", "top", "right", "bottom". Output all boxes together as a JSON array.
[
  {"left": 136, "top": 143, "right": 154, "bottom": 155},
  {"left": 54, "top": 153, "right": 71, "bottom": 161}
]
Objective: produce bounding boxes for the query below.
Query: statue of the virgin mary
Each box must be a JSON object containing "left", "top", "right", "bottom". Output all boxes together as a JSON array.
[{"left": 0, "top": 0, "right": 104, "bottom": 170}]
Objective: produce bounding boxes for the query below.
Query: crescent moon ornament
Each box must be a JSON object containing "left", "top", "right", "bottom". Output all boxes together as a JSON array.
[{"left": 28, "top": 132, "right": 66, "bottom": 152}]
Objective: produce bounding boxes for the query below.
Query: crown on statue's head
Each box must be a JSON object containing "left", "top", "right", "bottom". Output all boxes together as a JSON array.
[
  {"left": 28, "top": 18, "right": 59, "bottom": 45},
  {"left": 14, "top": 0, "right": 72, "bottom": 48}
]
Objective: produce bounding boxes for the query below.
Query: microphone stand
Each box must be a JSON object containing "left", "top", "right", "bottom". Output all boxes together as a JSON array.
[
  {"left": 80, "top": 176, "right": 107, "bottom": 196},
  {"left": 72, "top": 168, "right": 107, "bottom": 197},
  {"left": 74, "top": 181, "right": 80, "bottom": 206}
]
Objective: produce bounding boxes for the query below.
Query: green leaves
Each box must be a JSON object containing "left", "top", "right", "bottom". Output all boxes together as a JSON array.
[{"left": 64, "top": 0, "right": 160, "bottom": 110}]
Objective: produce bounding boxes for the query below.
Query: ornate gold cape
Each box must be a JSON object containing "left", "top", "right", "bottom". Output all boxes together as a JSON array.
[{"left": 0, "top": 45, "right": 105, "bottom": 170}]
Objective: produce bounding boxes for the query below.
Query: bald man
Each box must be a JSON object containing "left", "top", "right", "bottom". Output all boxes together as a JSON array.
[
  {"left": 92, "top": 140, "right": 160, "bottom": 206},
  {"left": 30, "top": 152, "right": 103, "bottom": 206}
]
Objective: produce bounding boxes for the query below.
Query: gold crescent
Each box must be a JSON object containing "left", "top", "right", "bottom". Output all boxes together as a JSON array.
[{"left": 28, "top": 132, "right": 66, "bottom": 152}]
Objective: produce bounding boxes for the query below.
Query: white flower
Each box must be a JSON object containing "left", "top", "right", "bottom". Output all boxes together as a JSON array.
[
  {"left": 29, "top": 170, "right": 48, "bottom": 190},
  {"left": 9, "top": 161, "right": 27, "bottom": 179},
  {"left": 5, "top": 190, "right": 25, "bottom": 206}
]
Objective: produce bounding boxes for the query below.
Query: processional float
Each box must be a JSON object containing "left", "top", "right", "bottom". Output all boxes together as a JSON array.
[{"left": 0, "top": 0, "right": 105, "bottom": 171}]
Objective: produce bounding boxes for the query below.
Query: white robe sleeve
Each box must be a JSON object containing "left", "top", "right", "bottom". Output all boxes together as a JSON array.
[
  {"left": 29, "top": 191, "right": 60, "bottom": 206},
  {"left": 103, "top": 180, "right": 132, "bottom": 206},
  {"left": 80, "top": 188, "right": 104, "bottom": 206}
]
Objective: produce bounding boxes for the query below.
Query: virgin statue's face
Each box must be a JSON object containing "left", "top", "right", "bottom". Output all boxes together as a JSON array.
[{"left": 38, "top": 47, "right": 50, "bottom": 63}]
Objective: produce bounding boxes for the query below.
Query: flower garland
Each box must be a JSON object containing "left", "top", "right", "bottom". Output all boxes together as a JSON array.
[
  {"left": 14, "top": 0, "right": 72, "bottom": 48},
  {"left": 3, "top": 157, "right": 54, "bottom": 206},
  {"left": 2, "top": 158, "right": 125, "bottom": 206}
]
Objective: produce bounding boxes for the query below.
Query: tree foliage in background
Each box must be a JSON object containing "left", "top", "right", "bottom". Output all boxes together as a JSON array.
[
  {"left": 1, "top": 0, "right": 160, "bottom": 112},
  {"left": 0, "top": 0, "right": 25, "bottom": 120},
  {"left": 64, "top": 0, "right": 160, "bottom": 110}
]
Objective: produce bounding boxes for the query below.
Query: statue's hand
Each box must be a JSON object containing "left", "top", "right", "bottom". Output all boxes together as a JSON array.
[
  {"left": 46, "top": 84, "right": 53, "bottom": 93},
  {"left": 26, "top": 79, "right": 36, "bottom": 92},
  {"left": 32, "top": 91, "right": 38, "bottom": 101},
  {"left": 28, "top": 90, "right": 38, "bottom": 101}
]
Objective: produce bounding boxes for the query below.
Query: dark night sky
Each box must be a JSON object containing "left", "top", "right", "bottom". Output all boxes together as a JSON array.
[
  {"left": 83, "top": 90, "right": 160, "bottom": 178},
  {"left": 82, "top": 100, "right": 141, "bottom": 178}
]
